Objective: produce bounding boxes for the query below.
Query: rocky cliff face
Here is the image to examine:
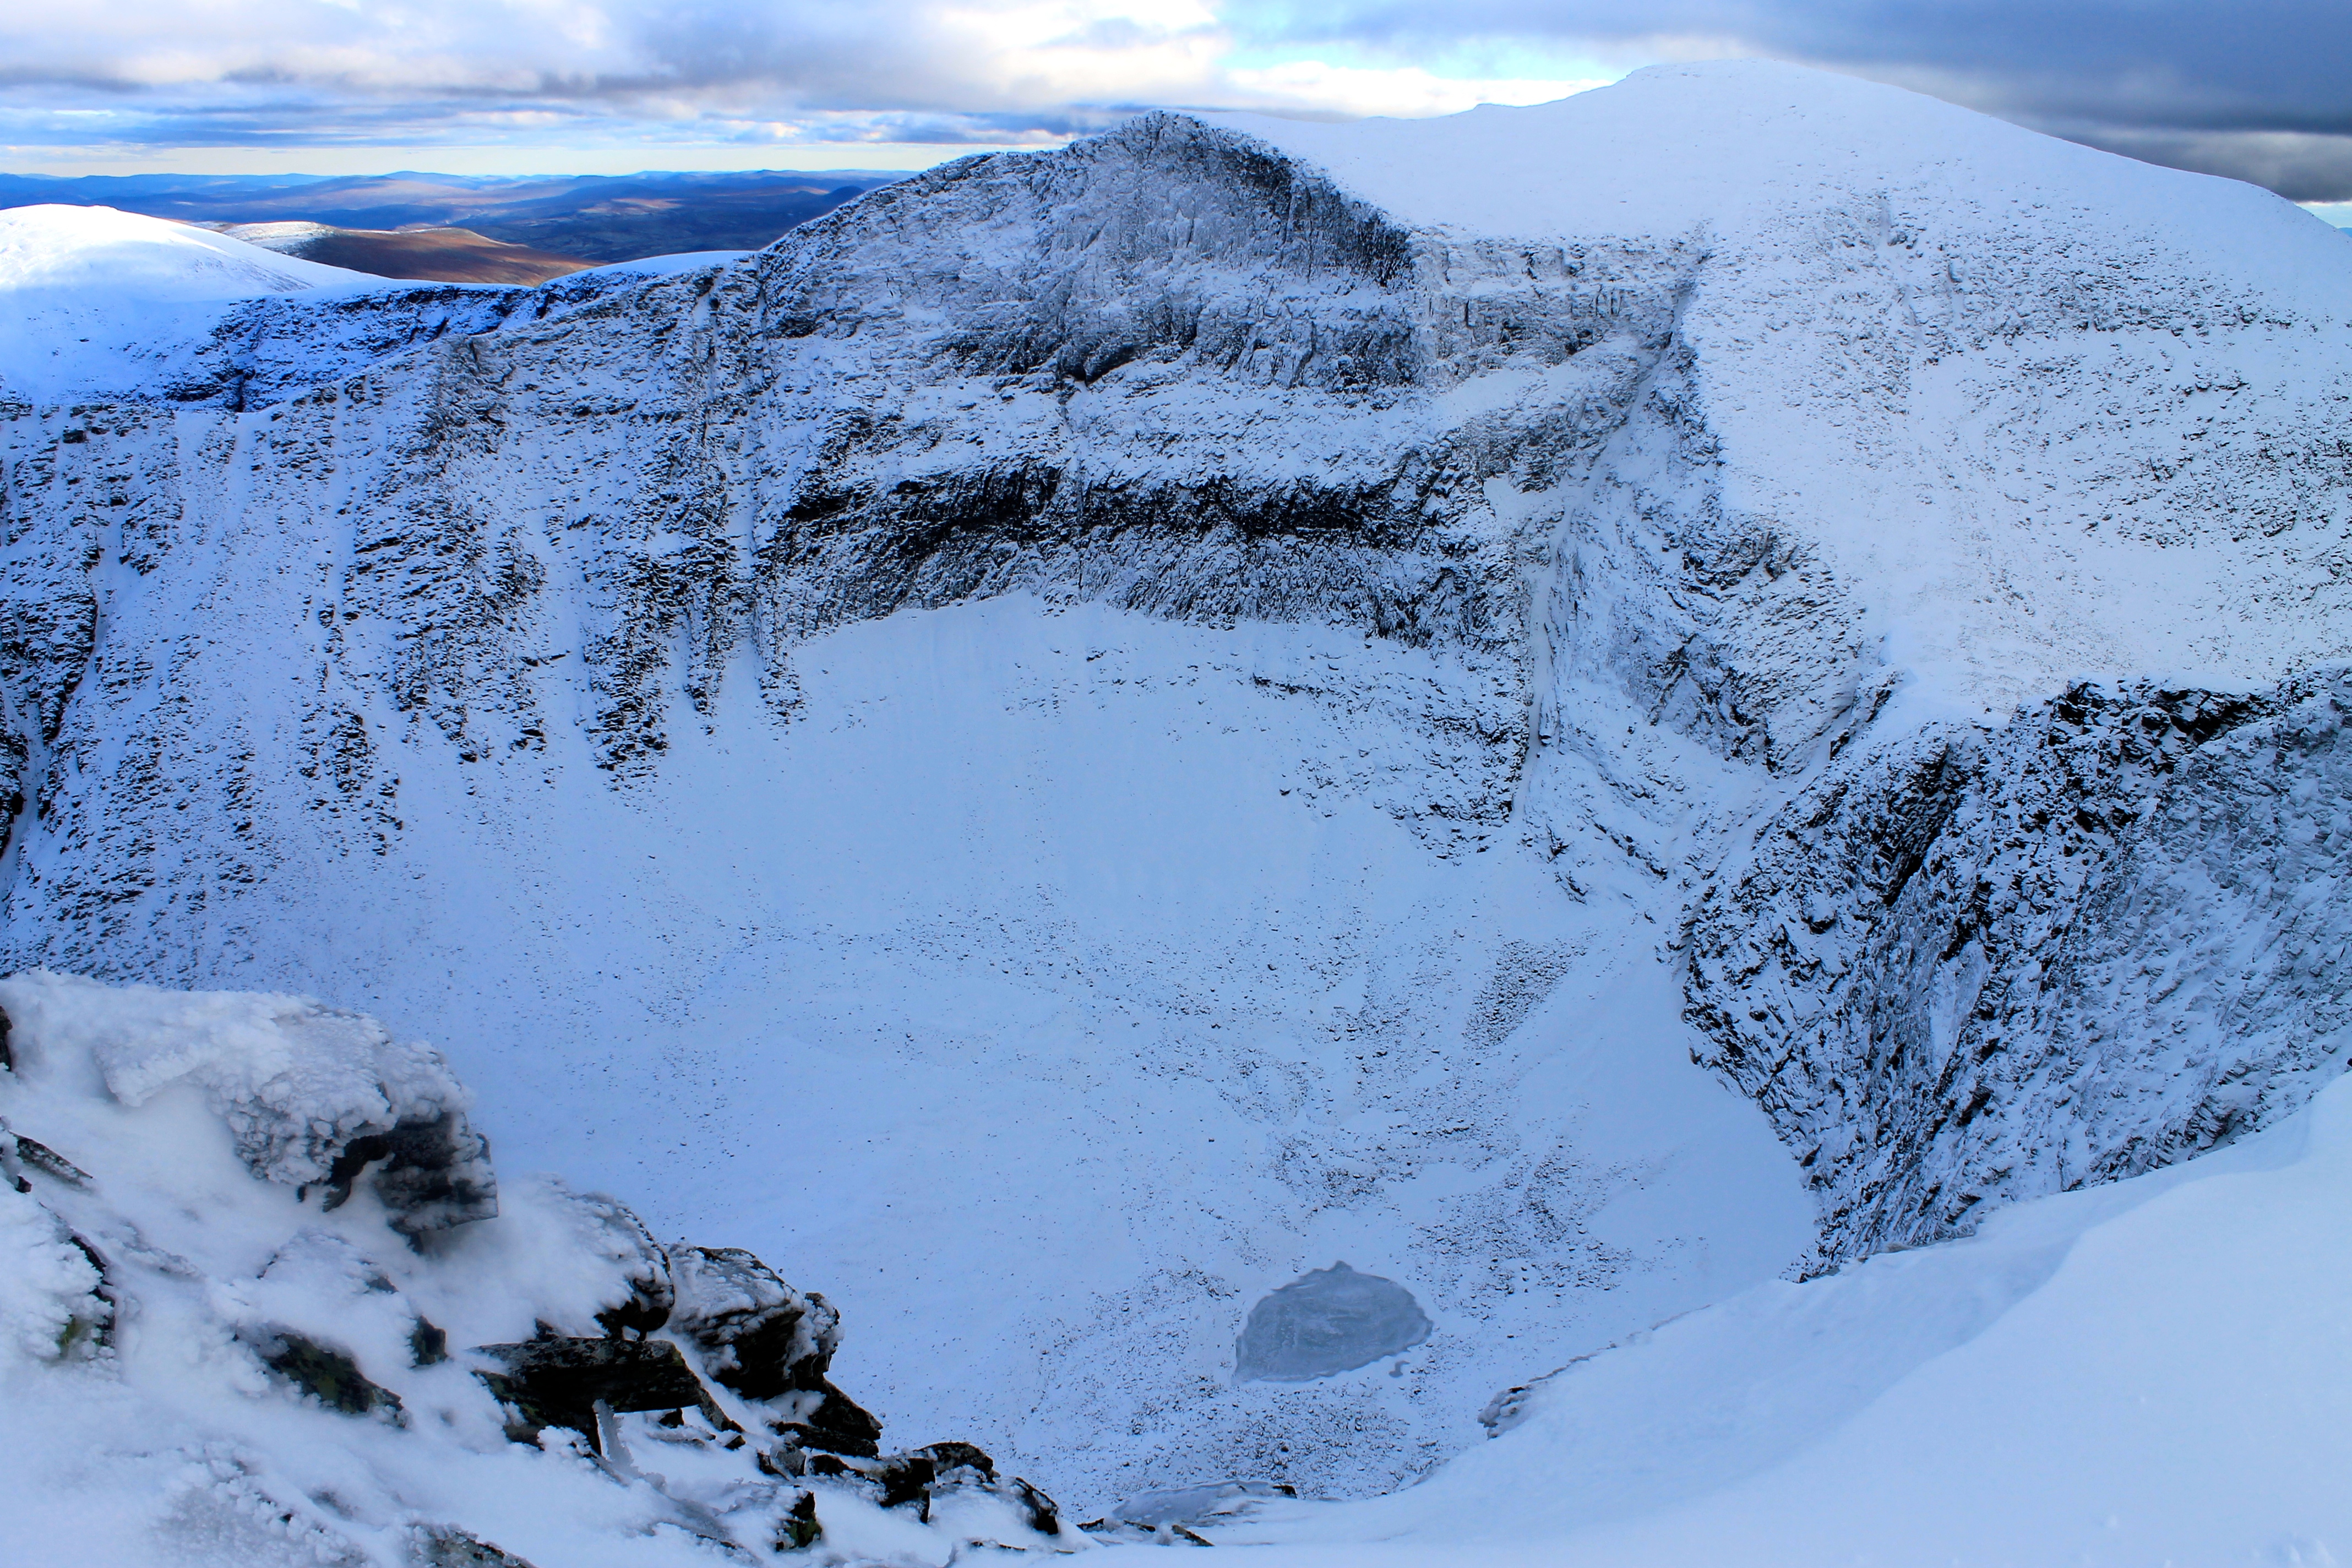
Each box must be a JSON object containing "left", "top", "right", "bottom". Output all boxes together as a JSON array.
[
  {"left": 1686, "top": 671, "right": 2352, "bottom": 1267},
  {"left": 1, "top": 62, "right": 2350, "bottom": 1511},
  {"left": 0, "top": 112, "right": 1714, "bottom": 956}
]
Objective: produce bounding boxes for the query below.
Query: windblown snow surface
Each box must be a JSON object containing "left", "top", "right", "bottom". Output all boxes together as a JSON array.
[{"left": 1, "top": 57, "right": 2349, "bottom": 1566}]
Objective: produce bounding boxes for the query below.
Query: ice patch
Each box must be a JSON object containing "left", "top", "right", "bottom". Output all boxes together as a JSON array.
[{"left": 1234, "top": 1262, "right": 1433, "bottom": 1382}]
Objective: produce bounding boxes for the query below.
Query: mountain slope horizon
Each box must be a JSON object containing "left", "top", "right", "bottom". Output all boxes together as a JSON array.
[{"left": 0, "top": 168, "right": 907, "bottom": 265}]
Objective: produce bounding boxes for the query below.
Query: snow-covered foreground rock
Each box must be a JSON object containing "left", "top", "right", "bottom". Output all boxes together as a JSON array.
[
  {"left": 1, "top": 53, "right": 2349, "bottom": 1562},
  {"left": 0, "top": 973, "right": 1075, "bottom": 1567}
]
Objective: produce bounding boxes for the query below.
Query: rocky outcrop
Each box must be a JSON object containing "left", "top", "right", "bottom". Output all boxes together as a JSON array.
[
  {"left": 1686, "top": 670, "right": 2352, "bottom": 1265},
  {"left": 666, "top": 1243, "right": 838, "bottom": 1398},
  {"left": 798, "top": 1440, "right": 1068, "bottom": 1537},
  {"left": 0, "top": 110, "right": 1701, "bottom": 966},
  {"left": 0, "top": 976, "right": 497, "bottom": 1235},
  {"left": 473, "top": 1337, "right": 721, "bottom": 1449},
  {"left": 0, "top": 976, "right": 1087, "bottom": 1560}
]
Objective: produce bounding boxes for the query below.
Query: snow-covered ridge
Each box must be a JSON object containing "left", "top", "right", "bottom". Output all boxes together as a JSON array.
[
  {"left": 0, "top": 204, "right": 736, "bottom": 407},
  {"left": 0, "top": 205, "right": 377, "bottom": 299},
  {"left": 0, "top": 57, "right": 2348, "bottom": 1527}
]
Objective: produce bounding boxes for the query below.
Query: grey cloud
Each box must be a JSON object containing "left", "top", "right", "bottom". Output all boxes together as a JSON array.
[
  {"left": 2, "top": 0, "right": 2344, "bottom": 196},
  {"left": 2059, "top": 126, "right": 2352, "bottom": 204},
  {"left": 1229, "top": 0, "right": 2352, "bottom": 196}
]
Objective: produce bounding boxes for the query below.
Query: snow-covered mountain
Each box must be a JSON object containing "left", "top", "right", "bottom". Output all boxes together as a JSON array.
[{"left": 2, "top": 56, "right": 2349, "bottom": 1565}]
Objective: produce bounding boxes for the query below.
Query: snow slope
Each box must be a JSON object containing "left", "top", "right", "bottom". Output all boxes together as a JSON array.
[
  {"left": 1095, "top": 1069, "right": 2352, "bottom": 1566},
  {"left": 0, "top": 203, "right": 743, "bottom": 407},
  {"left": 0, "top": 56, "right": 2349, "bottom": 1556},
  {"left": 12, "top": 968, "right": 2342, "bottom": 1567},
  {"left": 0, "top": 204, "right": 373, "bottom": 298},
  {"left": 1218, "top": 64, "right": 2352, "bottom": 732},
  {"left": 0, "top": 205, "right": 381, "bottom": 406}
]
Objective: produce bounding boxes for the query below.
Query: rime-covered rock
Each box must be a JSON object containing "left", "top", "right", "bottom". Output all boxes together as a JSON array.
[
  {"left": 0, "top": 973, "right": 1040, "bottom": 1564},
  {"left": 0, "top": 972, "right": 495, "bottom": 1235},
  {"left": 666, "top": 1243, "right": 837, "bottom": 1398},
  {"left": 1686, "top": 670, "right": 2352, "bottom": 1265}
]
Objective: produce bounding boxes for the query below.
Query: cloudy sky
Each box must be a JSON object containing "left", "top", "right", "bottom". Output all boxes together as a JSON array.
[{"left": 3, "top": 0, "right": 2348, "bottom": 210}]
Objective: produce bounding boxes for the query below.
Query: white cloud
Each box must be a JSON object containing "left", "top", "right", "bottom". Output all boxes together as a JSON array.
[
  {"left": 1221, "top": 60, "right": 1610, "bottom": 119},
  {"left": 0, "top": 0, "right": 1615, "bottom": 166}
]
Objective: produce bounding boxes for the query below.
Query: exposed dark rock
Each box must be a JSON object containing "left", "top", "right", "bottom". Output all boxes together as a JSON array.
[
  {"left": 1005, "top": 1476, "right": 1068, "bottom": 1537},
  {"left": 773, "top": 1489, "right": 821, "bottom": 1551},
  {"left": 319, "top": 1112, "right": 498, "bottom": 1238},
  {"left": 667, "top": 1244, "right": 839, "bottom": 1399},
  {"left": 10, "top": 1131, "right": 92, "bottom": 1189},
  {"left": 766, "top": 1379, "right": 885, "bottom": 1457},
  {"left": 805, "top": 1450, "right": 928, "bottom": 1512},
  {"left": 0, "top": 1003, "right": 11, "bottom": 1071},
  {"left": 244, "top": 1326, "right": 405, "bottom": 1420},
  {"left": 472, "top": 1337, "right": 723, "bottom": 1452},
  {"left": 803, "top": 1441, "right": 1066, "bottom": 1534},
  {"left": 59, "top": 1233, "right": 115, "bottom": 1355},
  {"left": 409, "top": 1524, "right": 538, "bottom": 1568},
  {"left": 410, "top": 1317, "right": 449, "bottom": 1367}
]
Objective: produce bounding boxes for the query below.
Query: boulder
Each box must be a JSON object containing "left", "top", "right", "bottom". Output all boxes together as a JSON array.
[
  {"left": 315, "top": 1111, "right": 496, "bottom": 1237},
  {"left": 472, "top": 1337, "right": 728, "bottom": 1452},
  {"left": 4, "top": 976, "right": 499, "bottom": 1237},
  {"left": 664, "top": 1242, "right": 883, "bottom": 1453},
  {"left": 547, "top": 1187, "right": 672, "bottom": 1337},
  {"left": 667, "top": 1244, "right": 837, "bottom": 1398},
  {"left": 242, "top": 1325, "right": 405, "bottom": 1420},
  {"left": 803, "top": 1441, "right": 1067, "bottom": 1535},
  {"left": 765, "top": 1381, "right": 885, "bottom": 1458}
]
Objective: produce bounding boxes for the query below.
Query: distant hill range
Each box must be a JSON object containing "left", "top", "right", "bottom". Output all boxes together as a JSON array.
[
  {"left": 0, "top": 169, "right": 903, "bottom": 279},
  {"left": 204, "top": 221, "right": 595, "bottom": 285}
]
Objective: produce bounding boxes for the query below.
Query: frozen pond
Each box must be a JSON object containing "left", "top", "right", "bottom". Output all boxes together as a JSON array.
[{"left": 1234, "top": 1262, "right": 1434, "bottom": 1382}]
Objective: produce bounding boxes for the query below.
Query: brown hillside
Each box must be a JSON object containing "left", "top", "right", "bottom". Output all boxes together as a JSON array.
[{"left": 213, "top": 221, "right": 594, "bottom": 285}]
